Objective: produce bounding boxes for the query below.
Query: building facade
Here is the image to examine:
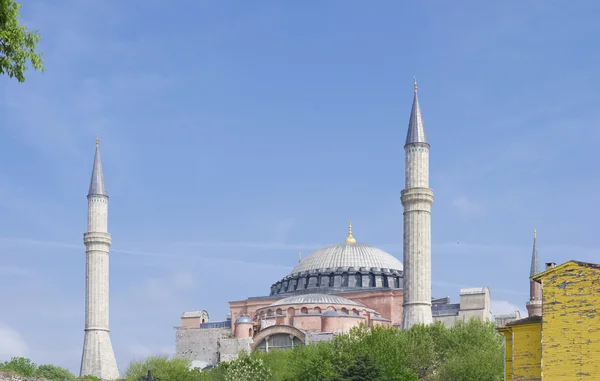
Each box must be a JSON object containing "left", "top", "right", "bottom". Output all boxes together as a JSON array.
[
  {"left": 175, "top": 82, "right": 492, "bottom": 368},
  {"left": 498, "top": 260, "right": 600, "bottom": 380}
]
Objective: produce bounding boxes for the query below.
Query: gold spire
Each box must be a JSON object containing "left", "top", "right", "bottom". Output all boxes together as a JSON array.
[
  {"left": 96, "top": 136, "right": 99, "bottom": 147},
  {"left": 414, "top": 77, "right": 418, "bottom": 92},
  {"left": 345, "top": 218, "right": 356, "bottom": 244}
]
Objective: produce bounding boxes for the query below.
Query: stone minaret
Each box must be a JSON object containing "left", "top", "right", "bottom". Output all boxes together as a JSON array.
[
  {"left": 80, "top": 138, "right": 120, "bottom": 380},
  {"left": 401, "top": 79, "right": 434, "bottom": 329},
  {"left": 526, "top": 229, "right": 542, "bottom": 317}
]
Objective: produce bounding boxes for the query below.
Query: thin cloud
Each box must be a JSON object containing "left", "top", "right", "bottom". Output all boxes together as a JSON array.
[{"left": 451, "top": 196, "right": 484, "bottom": 216}]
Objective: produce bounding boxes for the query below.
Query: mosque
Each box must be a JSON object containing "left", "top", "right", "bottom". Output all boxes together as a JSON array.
[{"left": 174, "top": 81, "right": 493, "bottom": 368}]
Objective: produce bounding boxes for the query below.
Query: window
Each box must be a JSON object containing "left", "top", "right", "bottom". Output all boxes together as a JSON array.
[
  {"left": 301, "top": 307, "right": 308, "bottom": 314},
  {"left": 313, "top": 307, "right": 321, "bottom": 314}
]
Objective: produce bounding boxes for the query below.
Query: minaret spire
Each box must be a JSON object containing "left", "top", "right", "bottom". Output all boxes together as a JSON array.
[
  {"left": 405, "top": 78, "right": 428, "bottom": 146},
  {"left": 88, "top": 137, "right": 107, "bottom": 197},
  {"left": 526, "top": 228, "right": 542, "bottom": 317},
  {"left": 402, "top": 80, "right": 434, "bottom": 329},
  {"left": 81, "top": 138, "right": 119, "bottom": 380}
]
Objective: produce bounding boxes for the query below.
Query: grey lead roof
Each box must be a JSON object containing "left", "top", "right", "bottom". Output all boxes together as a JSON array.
[
  {"left": 88, "top": 143, "right": 107, "bottom": 197},
  {"left": 271, "top": 294, "right": 365, "bottom": 307},
  {"left": 530, "top": 230, "right": 540, "bottom": 277},
  {"left": 290, "top": 243, "right": 403, "bottom": 275},
  {"left": 405, "top": 79, "right": 428, "bottom": 146}
]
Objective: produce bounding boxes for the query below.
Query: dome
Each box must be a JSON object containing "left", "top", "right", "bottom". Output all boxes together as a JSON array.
[
  {"left": 271, "top": 293, "right": 365, "bottom": 307},
  {"left": 291, "top": 243, "right": 403, "bottom": 275},
  {"left": 235, "top": 315, "right": 253, "bottom": 324}
]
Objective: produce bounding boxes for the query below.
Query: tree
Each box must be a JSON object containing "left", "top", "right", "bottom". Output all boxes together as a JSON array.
[
  {"left": 35, "top": 364, "right": 76, "bottom": 381},
  {"left": 0, "top": 357, "right": 37, "bottom": 377},
  {"left": 336, "top": 352, "right": 382, "bottom": 381},
  {"left": 0, "top": 0, "right": 44, "bottom": 82}
]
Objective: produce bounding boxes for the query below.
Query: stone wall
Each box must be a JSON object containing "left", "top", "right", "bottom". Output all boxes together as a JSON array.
[{"left": 175, "top": 326, "right": 231, "bottom": 367}]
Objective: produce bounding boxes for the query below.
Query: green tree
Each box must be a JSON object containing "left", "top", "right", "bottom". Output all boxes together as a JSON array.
[
  {"left": 0, "top": 0, "right": 44, "bottom": 82},
  {"left": 123, "top": 355, "right": 207, "bottom": 381},
  {"left": 0, "top": 357, "right": 37, "bottom": 377},
  {"left": 35, "top": 364, "right": 76, "bottom": 381},
  {"left": 336, "top": 352, "right": 381, "bottom": 381}
]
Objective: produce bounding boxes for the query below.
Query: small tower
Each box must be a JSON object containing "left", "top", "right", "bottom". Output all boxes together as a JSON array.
[
  {"left": 401, "top": 78, "right": 434, "bottom": 329},
  {"left": 526, "top": 229, "right": 542, "bottom": 317},
  {"left": 80, "top": 138, "right": 120, "bottom": 380}
]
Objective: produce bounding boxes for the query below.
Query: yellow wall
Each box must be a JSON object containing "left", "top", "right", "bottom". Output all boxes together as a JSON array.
[
  {"left": 540, "top": 262, "right": 600, "bottom": 379},
  {"left": 499, "top": 329, "right": 512, "bottom": 380},
  {"left": 499, "top": 323, "right": 541, "bottom": 381}
]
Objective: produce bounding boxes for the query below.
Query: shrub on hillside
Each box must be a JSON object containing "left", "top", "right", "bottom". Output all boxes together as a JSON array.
[
  {"left": 0, "top": 357, "right": 37, "bottom": 377},
  {"left": 35, "top": 364, "right": 76, "bottom": 381}
]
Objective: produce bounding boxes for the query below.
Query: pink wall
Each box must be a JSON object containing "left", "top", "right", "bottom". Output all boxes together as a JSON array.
[
  {"left": 181, "top": 317, "right": 200, "bottom": 329},
  {"left": 292, "top": 315, "right": 322, "bottom": 331}
]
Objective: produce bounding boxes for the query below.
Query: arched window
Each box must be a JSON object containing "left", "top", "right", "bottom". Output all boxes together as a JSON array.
[
  {"left": 300, "top": 307, "right": 308, "bottom": 314},
  {"left": 342, "top": 272, "right": 349, "bottom": 287},
  {"left": 304, "top": 276, "right": 309, "bottom": 289},
  {"left": 395, "top": 276, "right": 400, "bottom": 288},
  {"left": 355, "top": 273, "right": 362, "bottom": 287},
  {"left": 369, "top": 273, "right": 375, "bottom": 287},
  {"left": 383, "top": 275, "right": 389, "bottom": 288},
  {"left": 267, "top": 309, "right": 273, "bottom": 316},
  {"left": 287, "top": 307, "right": 295, "bottom": 316},
  {"left": 352, "top": 309, "right": 360, "bottom": 316},
  {"left": 329, "top": 273, "right": 335, "bottom": 287},
  {"left": 341, "top": 308, "right": 348, "bottom": 315},
  {"left": 276, "top": 308, "right": 282, "bottom": 315},
  {"left": 313, "top": 306, "right": 321, "bottom": 314},
  {"left": 249, "top": 327, "right": 253, "bottom": 336}
]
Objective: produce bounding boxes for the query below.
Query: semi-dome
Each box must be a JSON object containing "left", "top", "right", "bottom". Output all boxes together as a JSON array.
[
  {"left": 271, "top": 293, "right": 365, "bottom": 307},
  {"left": 235, "top": 315, "right": 253, "bottom": 324}
]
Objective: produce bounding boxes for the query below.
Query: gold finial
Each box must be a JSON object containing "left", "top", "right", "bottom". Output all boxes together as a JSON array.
[
  {"left": 414, "top": 77, "right": 418, "bottom": 91},
  {"left": 96, "top": 136, "right": 99, "bottom": 147},
  {"left": 534, "top": 228, "right": 537, "bottom": 239},
  {"left": 346, "top": 218, "right": 356, "bottom": 244}
]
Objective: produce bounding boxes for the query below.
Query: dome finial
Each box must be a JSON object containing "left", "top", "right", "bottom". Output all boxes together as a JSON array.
[
  {"left": 346, "top": 218, "right": 356, "bottom": 244},
  {"left": 414, "top": 77, "right": 418, "bottom": 92},
  {"left": 96, "top": 135, "right": 99, "bottom": 147}
]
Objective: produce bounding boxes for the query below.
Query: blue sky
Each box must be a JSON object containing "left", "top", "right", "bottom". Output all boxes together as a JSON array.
[{"left": 1, "top": 0, "right": 600, "bottom": 374}]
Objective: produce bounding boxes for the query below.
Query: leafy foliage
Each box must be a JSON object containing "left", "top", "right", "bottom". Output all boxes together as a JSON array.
[
  {"left": 0, "top": 357, "right": 86, "bottom": 381},
  {"left": 194, "top": 319, "right": 503, "bottom": 381},
  {"left": 0, "top": 357, "right": 37, "bottom": 377},
  {"left": 0, "top": 0, "right": 44, "bottom": 82},
  {"left": 35, "top": 364, "right": 77, "bottom": 381}
]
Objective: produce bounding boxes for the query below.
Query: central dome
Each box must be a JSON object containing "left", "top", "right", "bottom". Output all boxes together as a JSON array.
[{"left": 291, "top": 242, "right": 403, "bottom": 275}]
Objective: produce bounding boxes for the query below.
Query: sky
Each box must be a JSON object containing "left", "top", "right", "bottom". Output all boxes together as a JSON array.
[{"left": 1, "top": 0, "right": 600, "bottom": 374}]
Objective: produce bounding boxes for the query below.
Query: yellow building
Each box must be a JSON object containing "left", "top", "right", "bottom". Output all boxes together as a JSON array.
[{"left": 498, "top": 260, "right": 600, "bottom": 380}]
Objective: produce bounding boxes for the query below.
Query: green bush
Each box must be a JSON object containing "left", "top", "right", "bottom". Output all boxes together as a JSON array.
[
  {"left": 35, "top": 364, "right": 76, "bottom": 381},
  {"left": 0, "top": 357, "right": 37, "bottom": 377}
]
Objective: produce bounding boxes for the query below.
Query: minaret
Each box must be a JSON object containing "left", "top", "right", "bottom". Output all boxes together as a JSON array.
[
  {"left": 526, "top": 229, "right": 542, "bottom": 317},
  {"left": 401, "top": 78, "right": 434, "bottom": 329},
  {"left": 80, "top": 137, "right": 120, "bottom": 380}
]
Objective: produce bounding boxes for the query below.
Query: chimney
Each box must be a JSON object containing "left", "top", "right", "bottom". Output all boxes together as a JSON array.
[{"left": 545, "top": 262, "right": 556, "bottom": 270}]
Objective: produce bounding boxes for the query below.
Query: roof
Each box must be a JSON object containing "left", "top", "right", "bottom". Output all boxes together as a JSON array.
[
  {"left": 235, "top": 315, "right": 253, "bottom": 324},
  {"left": 459, "top": 287, "right": 489, "bottom": 295},
  {"left": 271, "top": 293, "right": 365, "bottom": 307},
  {"left": 290, "top": 243, "right": 403, "bottom": 275},
  {"left": 88, "top": 143, "right": 107, "bottom": 197},
  {"left": 532, "top": 260, "right": 600, "bottom": 282},
  {"left": 405, "top": 80, "right": 428, "bottom": 146},
  {"left": 181, "top": 310, "right": 208, "bottom": 318},
  {"left": 505, "top": 315, "right": 542, "bottom": 327}
]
